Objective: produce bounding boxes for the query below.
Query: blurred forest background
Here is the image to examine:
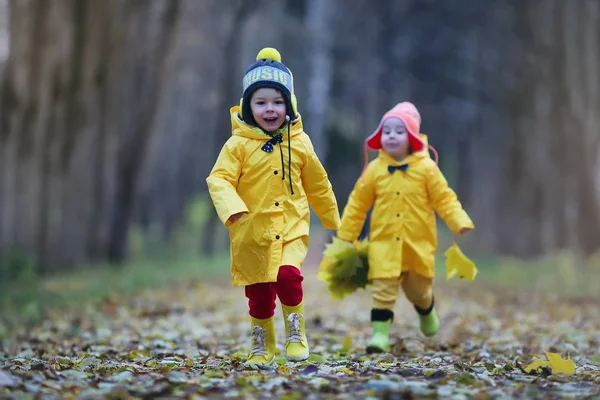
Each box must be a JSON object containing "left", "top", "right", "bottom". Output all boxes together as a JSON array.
[{"left": 1, "top": 0, "right": 600, "bottom": 295}]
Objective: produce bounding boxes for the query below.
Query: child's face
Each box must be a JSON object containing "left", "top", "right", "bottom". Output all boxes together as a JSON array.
[
  {"left": 250, "top": 88, "right": 287, "bottom": 133},
  {"left": 381, "top": 117, "right": 409, "bottom": 160}
]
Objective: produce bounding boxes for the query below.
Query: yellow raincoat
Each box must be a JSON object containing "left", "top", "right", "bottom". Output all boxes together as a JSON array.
[
  {"left": 337, "top": 134, "right": 474, "bottom": 279},
  {"left": 206, "top": 106, "right": 341, "bottom": 287}
]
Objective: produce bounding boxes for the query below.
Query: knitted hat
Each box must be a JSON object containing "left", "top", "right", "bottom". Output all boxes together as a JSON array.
[
  {"left": 360, "top": 102, "right": 438, "bottom": 184},
  {"left": 239, "top": 47, "right": 298, "bottom": 126},
  {"left": 365, "top": 102, "right": 424, "bottom": 152}
]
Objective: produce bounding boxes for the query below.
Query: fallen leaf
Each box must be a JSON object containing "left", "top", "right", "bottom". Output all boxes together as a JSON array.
[
  {"left": 307, "top": 354, "right": 326, "bottom": 364},
  {"left": 524, "top": 357, "right": 550, "bottom": 374},
  {"left": 166, "top": 371, "right": 189, "bottom": 383},
  {"left": 545, "top": 351, "right": 576, "bottom": 375},
  {"left": 427, "top": 370, "right": 447, "bottom": 380},
  {"left": 0, "top": 267, "right": 598, "bottom": 399},
  {"left": 456, "top": 372, "right": 477, "bottom": 386},
  {"left": 278, "top": 365, "right": 292, "bottom": 374},
  {"left": 300, "top": 365, "right": 319, "bottom": 375},
  {"left": 0, "top": 371, "right": 17, "bottom": 387},
  {"left": 341, "top": 335, "right": 353, "bottom": 350},
  {"left": 396, "top": 368, "right": 422, "bottom": 377},
  {"left": 60, "top": 369, "right": 89, "bottom": 380},
  {"left": 525, "top": 352, "right": 576, "bottom": 376}
]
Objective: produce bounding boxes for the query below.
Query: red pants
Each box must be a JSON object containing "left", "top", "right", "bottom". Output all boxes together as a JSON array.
[{"left": 245, "top": 265, "right": 304, "bottom": 319}]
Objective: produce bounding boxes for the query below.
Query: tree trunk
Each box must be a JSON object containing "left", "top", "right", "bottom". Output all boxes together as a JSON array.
[
  {"left": 0, "top": 0, "right": 181, "bottom": 269},
  {"left": 304, "top": 0, "right": 334, "bottom": 160},
  {"left": 107, "top": 0, "right": 181, "bottom": 264},
  {"left": 201, "top": 0, "right": 254, "bottom": 256},
  {"left": 498, "top": 0, "right": 600, "bottom": 257}
]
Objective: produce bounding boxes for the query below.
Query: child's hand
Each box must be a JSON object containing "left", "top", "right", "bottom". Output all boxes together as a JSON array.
[
  {"left": 457, "top": 227, "right": 473, "bottom": 235},
  {"left": 228, "top": 212, "right": 247, "bottom": 224}
]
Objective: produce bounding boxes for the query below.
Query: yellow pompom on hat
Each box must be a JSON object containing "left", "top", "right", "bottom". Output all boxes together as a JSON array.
[
  {"left": 256, "top": 47, "right": 281, "bottom": 62},
  {"left": 240, "top": 47, "right": 298, "bottom": 126}
]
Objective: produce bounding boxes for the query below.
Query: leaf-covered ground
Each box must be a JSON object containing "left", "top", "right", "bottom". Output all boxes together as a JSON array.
[{"left": 1, "top": 271, "right": 599, "bottom": 399}]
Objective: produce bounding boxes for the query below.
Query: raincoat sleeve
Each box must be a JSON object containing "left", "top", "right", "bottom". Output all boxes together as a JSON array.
[
  {"left": 206, "top": 139, "right": 249, "bottom": 228},
  {"left": 427, "top": 164, "right": 474, "bottom": 234},
  {"left": 336, "top": 165, "right": 376, "bottom": 242},
  {"left": 300, "top": 135, "right": 341, "bottom": 230}
]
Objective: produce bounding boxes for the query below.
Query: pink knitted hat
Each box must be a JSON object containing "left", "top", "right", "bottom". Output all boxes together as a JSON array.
[
  {"left": 365, "top": 102, "right": 424, "bottom": 152},
  {"left": 360, "top": 102, "right": 438, "bottom": 183}
]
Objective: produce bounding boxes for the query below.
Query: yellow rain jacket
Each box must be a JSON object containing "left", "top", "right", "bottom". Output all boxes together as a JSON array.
[
  {"left": 206, "top": 106, "right": 341, "bottom": 287},
  {"left": 337, "top": 134, "right": 474, "bottom": 279}
]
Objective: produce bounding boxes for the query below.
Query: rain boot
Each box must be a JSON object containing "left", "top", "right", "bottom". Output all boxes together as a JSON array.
[
  {"left": 246, "top": 316, "right": 276, "bottom": 365},
  {"left": 282, "top": 303, "right": 309, "bottom": 362},
  {"left": 415, "top": 298, "right": 439, "bottom": 337},
  {"left": 418, "top": 308, "right": 439, "bottom": 337},
  {"left": 366, "top": 308, "right": 393, "bottom": 353}
]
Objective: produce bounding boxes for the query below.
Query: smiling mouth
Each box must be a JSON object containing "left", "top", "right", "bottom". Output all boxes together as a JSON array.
[{"left": 264, "top": 116, "right": 278, "bottom": 123}]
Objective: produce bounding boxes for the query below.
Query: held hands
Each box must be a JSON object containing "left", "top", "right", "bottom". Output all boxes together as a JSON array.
[{"left": 228, "top": 212, "right": 247, "bottom": 225}]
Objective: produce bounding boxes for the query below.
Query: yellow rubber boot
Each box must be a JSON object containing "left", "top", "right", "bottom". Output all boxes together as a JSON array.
[
  {"left": 282, "top": 303, "right": 309, "bottom": 362},
  {"left": 245, "top": 316, "right": 276, "bottom": 365}
]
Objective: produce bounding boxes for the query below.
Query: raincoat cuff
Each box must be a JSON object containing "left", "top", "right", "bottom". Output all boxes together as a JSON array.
[
  {"left": 322, "top": 217, "right": 342, "bottom": 231},
  {"left": 451, "top": 219, "right": 474, "bottom": 235},
  {"left": 223, "top": 205, "right": 249, "bottom": 228}
]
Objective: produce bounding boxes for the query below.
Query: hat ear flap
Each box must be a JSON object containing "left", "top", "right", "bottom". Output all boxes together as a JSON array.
[
  {"left": 291, "top": 93, "right": 298, "bottom": 118},
  {"left": 287, "top": 68, "right": 298, "bottom": 119}
]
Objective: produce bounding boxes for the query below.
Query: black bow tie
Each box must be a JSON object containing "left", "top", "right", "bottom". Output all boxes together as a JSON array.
[
  {"left": 388, "top": 164, "right": 409, "bottom": 173},
  {"left": 261, "top": 134, "right": 283, "bottom": 153}
]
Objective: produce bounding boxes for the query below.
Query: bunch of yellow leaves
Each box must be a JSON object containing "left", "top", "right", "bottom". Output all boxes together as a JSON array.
[
  {"left": 444, "top": 241, "right": 478, "bottom": 281},
  {"left": 524, "top": 351, "right": 576, "bottom": 375},
  {"left": 317, "top": 237, "right": 370, "bottom": 300}
]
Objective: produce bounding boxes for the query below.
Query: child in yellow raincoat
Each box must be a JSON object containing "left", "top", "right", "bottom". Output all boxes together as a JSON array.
[
  {"left": 206, "top": 48, "right": 341, "bottom": 365},
  {"left": 336, "top": 102, "right": 474, "bottom": 353}
]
